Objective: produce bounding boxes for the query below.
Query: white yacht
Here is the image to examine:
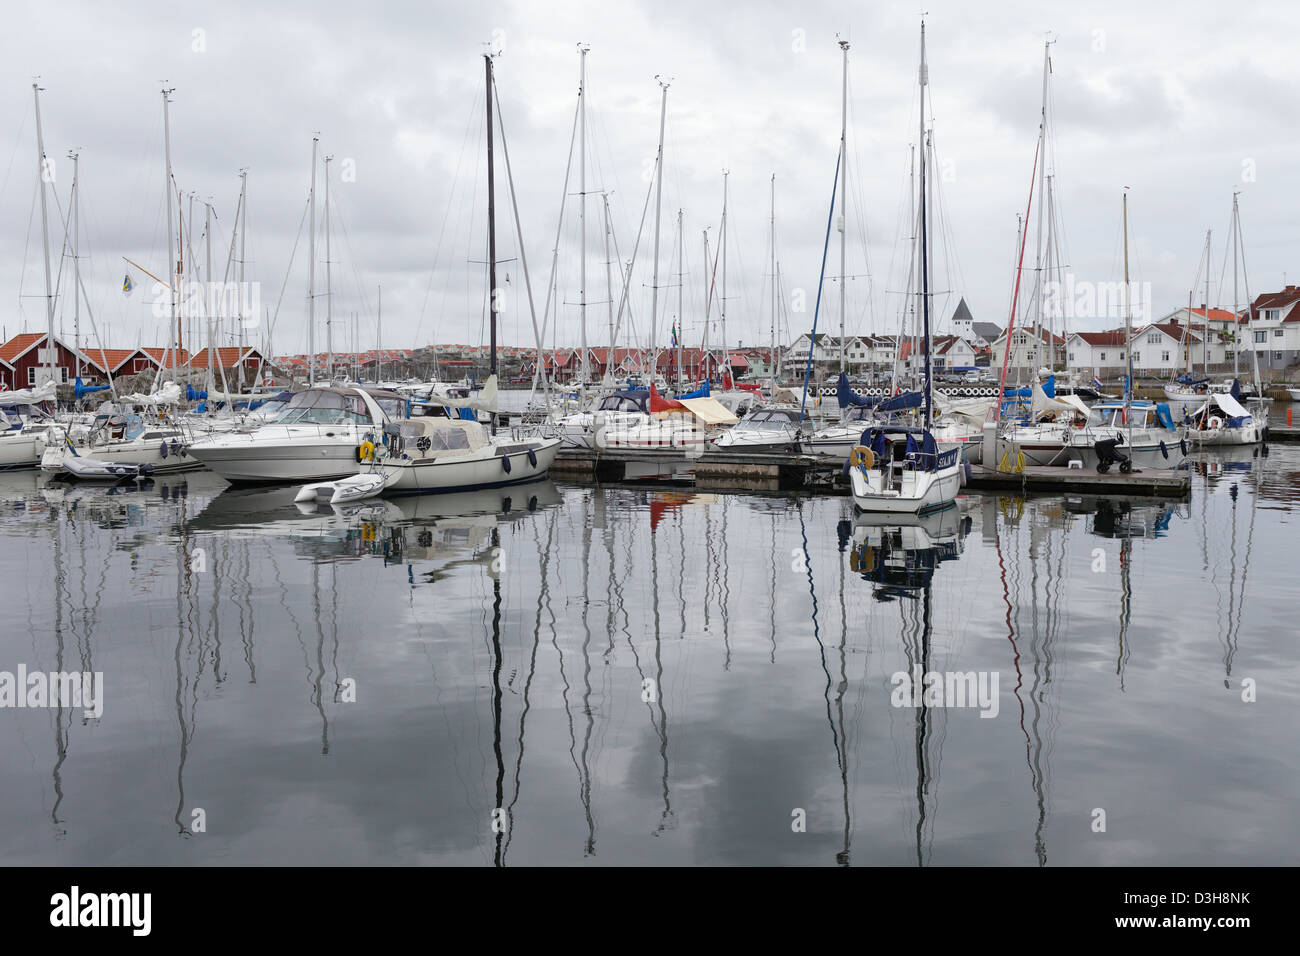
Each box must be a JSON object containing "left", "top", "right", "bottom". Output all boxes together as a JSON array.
[
  {"left": 1184, "top": 392, "right": 1265, "bottom": 446},
  {"left": 0, "top": 388, "right": 58, "bottom": 470},
  {"left": 186, "top": 385, "right": 406, "bottom": 484},
  {"left": 711, "top": 407, "right": 803, "bottom": 452}
]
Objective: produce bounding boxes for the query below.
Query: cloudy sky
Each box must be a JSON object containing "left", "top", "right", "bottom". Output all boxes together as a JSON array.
[{"left": 2, "top": 0, "right": 1296, "bottom": 360}]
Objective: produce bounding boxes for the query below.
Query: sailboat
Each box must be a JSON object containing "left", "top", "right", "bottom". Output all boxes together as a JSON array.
[
  {"left": 1061, "top": 191, "right": 1188, "bottom": 471},
  {"left": 848, "top": 23, "right": 963, "bottom": 515},
  {"left": 1185, "top": 194, "right": 1267, "bottom": 446}
]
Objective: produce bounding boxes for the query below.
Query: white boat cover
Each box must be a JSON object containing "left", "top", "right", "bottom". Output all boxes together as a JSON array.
[
  {"left": 1031, "top": 383, "right": 1090, "bottom": 420},
  {"left": 0, "top": 382, "right": 57, "bottom": 405},
  {"left": 439, "top": 375, "right": 498, "bottom": 413},
  {"left": 120, "top": 382, "right": 183, "bottom": 406},
  {"left": 674, "top": 397, "right": 739, "bottom": 425},
  {"left": 934, "top": 391, "right": 997, "bottom": 425},
  {"left": 1201, "top": 392, "right": 1251, "bottom": 419}
]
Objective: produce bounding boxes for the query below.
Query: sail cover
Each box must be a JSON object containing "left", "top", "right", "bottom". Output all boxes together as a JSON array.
[
  {"left": 676, "top": 397, "right": 739, "bottom": 425},
  {"left": 0, "top": 382, "right": 57, "bottom": 405},
  {"left": 877, "top": 390, "right": 923, "bottom": 413},
  {"left": 439, "top": 375, "right": 499, "bottom": 413},
  {"left": 836, "top": 372, "right": 877, "bottom": 408}
]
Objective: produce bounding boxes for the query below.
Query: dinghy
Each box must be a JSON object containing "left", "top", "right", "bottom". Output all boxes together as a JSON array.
[
  {"left": 62, "top": 456, "right": 154, "bottom": 481},
  {"left": 294, "top": 471, "right": 390, "bottom": 506}
]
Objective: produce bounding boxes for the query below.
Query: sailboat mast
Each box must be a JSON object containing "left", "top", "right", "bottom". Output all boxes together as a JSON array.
[
  {"left": 485, "top": 52, "right": 498, "bottom": 429},
  {"left": 1204, "top": 230, "right": 1211, "bottom": 373},
  {"left": 578, "top": 45, "right": 588, "bottom": 387},
  {"left": 1031, "top": 40, "right": 1049, "bottom": 359},
  {"left": 602, "top": 191, "right": 614, "bottom": 379},
  {"left": 239, "top": 169, "right": 247, "bottom": 366},
  {"left": 325, "top": 153, "right": 333, "bottom": 380},
  {"left": 650, "top": 76, "right": 669, "bottom": 387},
  {"left": 918, "top": 24, "right": 932, "bottom": 428},
  {"left": 770, "top": 172, "right": 777, "bottom": 388},
  {"left": 677, "top": 207, "right": 684, "bottom": 389},
  {"left": 721, "top": 170, "right": 729, "bottom": 378},
  {"left": 70, "top": 149, "right": 80, "bottom": 383},
  {"left": 839, "top": 38, "right": 849, "bottom": 374},
  {"left": 32, "top": 84, "right": 56, "bottom": 387},
  {"left": 162, "top": 87, "right": 179, "bottom": 382},
  {"left": 376, "top": 284, "right": 382, "bottom": 383},
  {"left": 1232, "top": 200, "right": 1239, "bottom": 382},
  {"left": 1123, "top": 191, "right": 1132, "bottom": 426},
  {"left": 205, "top": 200, "right": 214, "bottom": 384},
  {"left": 308, "top": 135, "right": 317, "bottom": 385}
]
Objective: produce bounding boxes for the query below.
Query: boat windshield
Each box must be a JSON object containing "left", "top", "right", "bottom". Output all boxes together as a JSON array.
[
  {"left": 597, "top": 395, "right": 645, "bottom": 413},
  {"left": 1089, "top": 404, "right": 1153, "bottom": 428},
  {"left": 272, "top": 390, "right": 370, "bottom": 425},
  {"left": 844, "top": 406, "right": 874, "bottom": 423}
]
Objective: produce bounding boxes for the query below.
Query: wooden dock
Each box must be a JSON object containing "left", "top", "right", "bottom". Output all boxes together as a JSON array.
[{"left": 552, "top": 448, "right": 1191, "bottom": 497}]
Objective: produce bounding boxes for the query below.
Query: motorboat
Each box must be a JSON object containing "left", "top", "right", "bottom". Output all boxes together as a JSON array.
[
  {"left": 186, "top": 385, "right": 407, "bottom": 484},
  {"left": 711, "top": 406, "right": 803, "bottom": 452},
  {"left": 377, "top": 416, "right": 560, "bottom": 495},
  {"left": 0, "top": 386, "right": 58, "bottom": 470},
  {"left": 1062, "top": 400, "right": 1188, "bottom": 471},
  {"left": 40, "top": 403, "right": 198, "bottom": 476}
]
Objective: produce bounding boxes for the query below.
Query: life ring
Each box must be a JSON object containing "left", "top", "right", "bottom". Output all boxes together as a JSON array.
[
  {"left": 1207, "top": 415, "right": 1224, "bottom": 431},
  {"left": 848, "top": 446, "right": 875, "bottom": 470},
  {"left": 359, "top": 440, "right": 376, "bottom": 462}
]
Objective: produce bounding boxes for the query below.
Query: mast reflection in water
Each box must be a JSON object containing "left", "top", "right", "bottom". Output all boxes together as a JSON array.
[{"left": 0, "top": 450, "right": 1297, "bottom": 866}]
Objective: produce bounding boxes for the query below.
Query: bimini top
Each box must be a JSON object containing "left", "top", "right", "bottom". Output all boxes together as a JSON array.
[{"left": 596, "top": 389, "right": 649, "bottom": 413}]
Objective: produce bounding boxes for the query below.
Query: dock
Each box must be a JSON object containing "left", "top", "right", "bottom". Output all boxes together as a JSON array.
[{"left": 552, "top": 448, "right": 1192, "bottom": 497}]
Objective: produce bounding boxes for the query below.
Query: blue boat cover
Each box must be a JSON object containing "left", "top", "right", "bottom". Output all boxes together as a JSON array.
[
  {"left": 1155, "top": 402, "right": 1176, "bottom": 430},
  {"left": 836, "top": 372, "right": 878, "bottom": 408},
  {"left": 678, "top": 382, "right": 711, "bottom": 399},
  {"left": 877, "top": 390, "right": 922, "bottom": 413}
]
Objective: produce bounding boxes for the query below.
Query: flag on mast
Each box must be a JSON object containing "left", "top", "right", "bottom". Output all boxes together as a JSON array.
[{"left": 122, "top": 273, "right": 135, "bottom": 296}]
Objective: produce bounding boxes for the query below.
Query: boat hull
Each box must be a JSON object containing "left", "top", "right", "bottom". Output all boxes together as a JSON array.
[
  {"left": 849, "top": 460, "right": 963, "bottom": 514},
  {"left": 381, "top": 438, "right": 560, "bottom": 495}
]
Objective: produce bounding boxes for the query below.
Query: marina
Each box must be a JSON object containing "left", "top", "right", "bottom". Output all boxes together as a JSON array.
[{"left": 1, "top": 0, "right": 1297, "bottom": 900}]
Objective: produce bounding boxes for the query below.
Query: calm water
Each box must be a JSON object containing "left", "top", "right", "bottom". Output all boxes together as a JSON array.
[{"left": 0, "top": 446, "right": 1297, "bottom": 866}]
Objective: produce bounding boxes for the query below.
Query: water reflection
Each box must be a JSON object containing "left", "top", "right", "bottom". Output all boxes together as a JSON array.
[{"left": 0, "top": 451, "right": 1297, "bottom": 865}]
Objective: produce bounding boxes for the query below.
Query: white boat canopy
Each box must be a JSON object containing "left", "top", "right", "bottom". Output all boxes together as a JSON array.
[
  {"left": 439, "top": 375, "right": 499, "bottom": 413},
  {"left": 675, "top": 396, "right": 740, "bottom": 425},
  {"left": 0, "top": 382, "right": 57, "bottom": 405},
  {"left": 1195, "top": 392, "right": 1251, "bottom": 419}
]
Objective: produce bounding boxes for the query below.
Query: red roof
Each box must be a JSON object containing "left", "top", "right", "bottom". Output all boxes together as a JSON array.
[
  {"left": 0, "top": 332, "right": 45, "bottom": 366},
  {"left": 140, "top": 346, "right": 193, "bottom": 366},
  {"left": 1072, "top": 330, "right": 1129, "bottom": 347},
  {"left": 190, "top": 347, "right": 262, "bottom": 368},
  {"left": 1249, "top": 286, "right": 1300, "bottom": 321},
  {"left": 81, "top": 347, "right": 137, "bottom": 373}
]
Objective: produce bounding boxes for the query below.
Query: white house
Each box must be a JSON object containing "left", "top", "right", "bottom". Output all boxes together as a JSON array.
[
  {"left": 932, "top": 335, "right": 976, "bottom": 369},
  {"left": 992, "top": 326, "right": 1067, "bottom": 376},
  {"left": 1245, "top": 286, "right": 1300, "bottom": 371},
  {"left": 1065, "top": 330, "right": 1128, "bottom": 377},
  {"left": 785, "top": 334, "right": 874, "bottom": 371}
]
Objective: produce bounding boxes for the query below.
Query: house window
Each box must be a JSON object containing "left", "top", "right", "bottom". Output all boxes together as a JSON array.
[
  {"left": 27, "top": 366, "right": 68, "bottom": 385},
  {"left": 1147, "top": 333, "right": 1160, "bottom": 343},
  {"left": 1266, "top": 309, "right": 1279, "bottom": 321},
  {"left": 1274, "top": 328, "right": 1284, "bottom": 337},
  {"left": 1274, "top": 351, "right": 1284, "bottom": 361},
  {"left": 1255, "top": 331, "right": 1267, "bottom": 343},
  {"left": 1100, "top": 352, "right": 1107, "bottom": 361},
  {"left": 1068, "top": 351, "right": 1075, "bottom": 361},
  {"left": 1161, "top": 351, "right": 1170, "bottom": 362},
  {"left": 1133, "top": 351, "right": 1141, "bottom": 363}
]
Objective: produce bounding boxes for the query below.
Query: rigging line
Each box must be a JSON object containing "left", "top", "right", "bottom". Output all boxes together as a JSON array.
[
  {"left": 414, "top": 91, "right": 480, "bottom": 344},
  {"left": 266, "top": 194, "right": 310, "bottom": 345}
]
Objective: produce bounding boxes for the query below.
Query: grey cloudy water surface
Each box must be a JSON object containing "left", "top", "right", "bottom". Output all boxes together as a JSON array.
[{"left": 0, "top": 444, "right": 1295, "bottom": 865}]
